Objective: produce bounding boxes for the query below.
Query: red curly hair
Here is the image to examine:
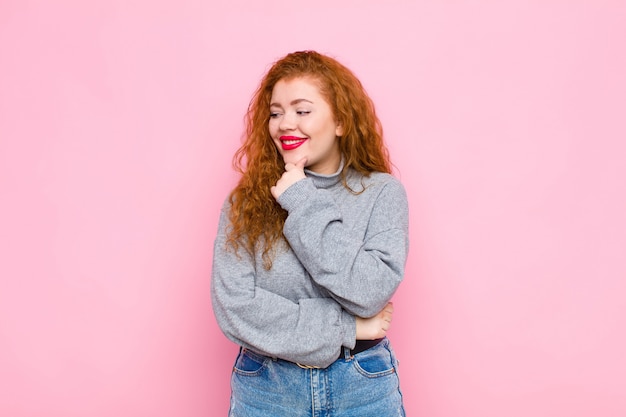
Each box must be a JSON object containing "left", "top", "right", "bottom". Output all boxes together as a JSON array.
[{"left": 227, "top": 50, "right": 392, "bottom": 268}]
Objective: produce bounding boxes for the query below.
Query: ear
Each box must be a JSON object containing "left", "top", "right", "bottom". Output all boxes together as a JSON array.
[{"left": 335, "top": 123, "right": 344, "bottom": 137}]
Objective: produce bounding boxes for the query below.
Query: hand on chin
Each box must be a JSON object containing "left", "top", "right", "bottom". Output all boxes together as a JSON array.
[{"left": 282, "top": 154, "right": 308, "bottom": 168}]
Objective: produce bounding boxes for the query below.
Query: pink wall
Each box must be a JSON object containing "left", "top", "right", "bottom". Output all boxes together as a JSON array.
[{"left": 1, "top": 1, "right": 625, "bottom": 416}]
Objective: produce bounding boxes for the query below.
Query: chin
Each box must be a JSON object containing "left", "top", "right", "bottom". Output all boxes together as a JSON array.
[{"left": 282, "top": 154, "right": 307, "bottom": 166}]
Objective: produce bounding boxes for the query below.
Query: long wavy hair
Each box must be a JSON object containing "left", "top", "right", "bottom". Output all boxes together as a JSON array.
[{"left": 227, "top": 50, "right": 392, "bottom": 268}]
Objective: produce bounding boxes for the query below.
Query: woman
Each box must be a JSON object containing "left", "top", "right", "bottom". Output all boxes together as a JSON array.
[{"left": 211, "top": 50, "right": 409, "bottom": 416}]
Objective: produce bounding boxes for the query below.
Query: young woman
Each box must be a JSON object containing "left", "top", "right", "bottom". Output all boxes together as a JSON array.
[{"left": 211, "top": 50, "right": 409, "bottom": 416}]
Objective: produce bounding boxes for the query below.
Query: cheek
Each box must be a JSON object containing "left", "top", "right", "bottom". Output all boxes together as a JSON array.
[{"left": 268, "top": 117, "right": 282, "bottom": 132}]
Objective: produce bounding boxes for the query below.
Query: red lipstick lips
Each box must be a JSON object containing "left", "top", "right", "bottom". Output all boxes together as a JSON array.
[{"left": 280, "top": 136, "right": 307, "bottom": 150}]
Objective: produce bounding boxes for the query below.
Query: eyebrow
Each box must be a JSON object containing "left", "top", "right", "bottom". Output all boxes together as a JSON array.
[{"left": 269, "top": 98, "right": 314, "bottom": 108}]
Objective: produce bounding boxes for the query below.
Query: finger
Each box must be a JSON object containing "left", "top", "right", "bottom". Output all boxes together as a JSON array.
[
  {"left": 383, "top": 318, "right": 392, "bottom": 330},
  {"left": 295, "top": 157, "right": 307, "bottom": 169},
  {"left": 380, "top": 303, "right": 393, "bottom": 315}
]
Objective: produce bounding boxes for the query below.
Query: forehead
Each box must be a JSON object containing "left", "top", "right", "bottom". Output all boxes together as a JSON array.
[{"left": 270, "top": 77, "right": 325, "bottom": 102}]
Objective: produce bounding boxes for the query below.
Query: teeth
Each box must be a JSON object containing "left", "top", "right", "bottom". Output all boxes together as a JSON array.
[{"left": 283, "top": 139, "right": 305, "bottom": 145}]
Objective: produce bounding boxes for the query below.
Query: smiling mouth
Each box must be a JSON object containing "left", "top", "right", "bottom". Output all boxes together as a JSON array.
[{"left": 280, "top": 136, "right": 307, "bottom": 150}]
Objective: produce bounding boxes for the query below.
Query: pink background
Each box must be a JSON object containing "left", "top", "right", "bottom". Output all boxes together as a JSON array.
[{"left": 1, "top": 1, "right": 625, "bottom": 416}]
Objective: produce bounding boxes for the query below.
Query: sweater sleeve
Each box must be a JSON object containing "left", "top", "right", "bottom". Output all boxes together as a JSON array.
[
  {"left": 277, "top": 176, "right": 409, "bottom": 318},
  {"left": 210, "top": 204, "right": 357, "bottom": 368}
]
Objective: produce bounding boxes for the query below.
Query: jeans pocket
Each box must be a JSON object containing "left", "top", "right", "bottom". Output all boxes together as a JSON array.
[
  {"left": 352, "top": 341, "right": 397, "bottom": 378},
  {"left": 233, "top": 348, "right": 269, "bottom": 376}
]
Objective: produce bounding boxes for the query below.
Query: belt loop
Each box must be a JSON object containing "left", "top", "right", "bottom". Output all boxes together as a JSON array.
[{"left": 343, "top": 346, "right": 351, "bottom": 360}]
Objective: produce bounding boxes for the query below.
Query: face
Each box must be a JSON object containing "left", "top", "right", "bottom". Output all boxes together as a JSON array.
[{"left": 269, "top": 77, "right": 344, "bottom": 174}]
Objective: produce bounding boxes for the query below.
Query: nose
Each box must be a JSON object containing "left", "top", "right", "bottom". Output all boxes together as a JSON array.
[{"left": 278, "top": 112, "right": 297, "bottom": 131}]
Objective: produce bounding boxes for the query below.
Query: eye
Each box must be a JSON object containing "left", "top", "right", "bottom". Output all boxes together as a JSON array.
[
  {"left": 269, "top": 112, "right": 281, "bottom": 118},
  {"left": 296, "top": 110, "right": 311, "bottom": 116}
]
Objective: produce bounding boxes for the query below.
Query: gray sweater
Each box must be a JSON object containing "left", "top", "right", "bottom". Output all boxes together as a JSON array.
[{"left": 211, "top": 165, "right": 409, "bottom": 368}]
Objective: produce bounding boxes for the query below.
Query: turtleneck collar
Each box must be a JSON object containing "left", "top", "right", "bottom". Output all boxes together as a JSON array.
[{"left": 304, "top": 158, "right": 345, "bottom": 189}]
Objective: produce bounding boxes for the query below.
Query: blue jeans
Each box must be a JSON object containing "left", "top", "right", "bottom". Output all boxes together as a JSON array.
[{"left": 228, "top": 338, "right": 406, "bottom": 417}]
